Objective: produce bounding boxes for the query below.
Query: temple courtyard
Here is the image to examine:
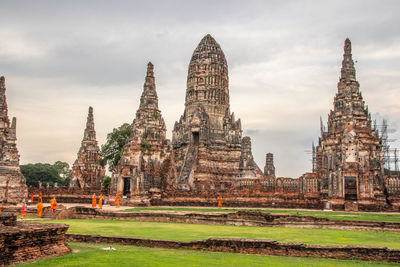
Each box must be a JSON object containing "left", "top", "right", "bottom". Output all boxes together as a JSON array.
[{"left": 7, "top": 205, "right": 400, "bottom": 266}]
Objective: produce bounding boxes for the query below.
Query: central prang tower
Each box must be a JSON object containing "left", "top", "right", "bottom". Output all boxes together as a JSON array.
[{"left": 172, "top": 34, "right": 262, "bottom": 191}]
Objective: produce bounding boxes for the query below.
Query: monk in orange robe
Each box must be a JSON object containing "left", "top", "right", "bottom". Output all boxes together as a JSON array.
[
  {"left": 50, "top": 197, "right": 57, "bottom": 212},
  {"left": 21, "top": 202, "right": 27, "bottom": 218},
  {"left": 37, "top": 201, "right": 43, "bottom": 217},
  {"left": 217, "top": 196, "right": 222, "bottom": 207},
  {"left": 98, "top": 195, "right": 104, "bottom": 209},
  {"left": 38, "top": 192, "right": 43, "bottom": 203},
  {"left": 30, "top": 194, "right": 34, "bottom": 203},
  {"left": 92, "top": 194, "right": 97, "bottom": 208},
  {"left": 114, "top": 195, "right": 120, "bottom": 207}
]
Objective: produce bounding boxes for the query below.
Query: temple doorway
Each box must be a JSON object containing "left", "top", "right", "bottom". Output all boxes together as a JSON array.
[
  {"left": 123, "top": 177, "right": 131, "bottom": 196},
  {"left": 344, "top": 176, "right": 357, "bottom": 201},
  {"left": 192, "top": 131, "right": 199, "bottom": 146}
]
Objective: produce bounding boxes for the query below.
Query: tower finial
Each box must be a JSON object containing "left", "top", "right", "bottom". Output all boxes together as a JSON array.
[
  {"left": 84, "top": 106, "right": 95, "bottom": 140},
  {"left": 340, "top": 38, "right": 356, "bottom": 81}
]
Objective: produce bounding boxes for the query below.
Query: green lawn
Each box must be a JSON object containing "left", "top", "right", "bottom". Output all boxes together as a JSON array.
[
  {"left": 122, "top": 207, "right": 400, "bottom": 223},
  {"left": 16, "top": 242, "right": 398, "bottom": 267},
  {"left": 36, "top": 219, "right": 400, "bottom": 249}
]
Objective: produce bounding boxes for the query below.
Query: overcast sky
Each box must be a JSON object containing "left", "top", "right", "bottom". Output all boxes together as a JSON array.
[{"left": 1, "top": 1, "right": 399, "bottom": 177}]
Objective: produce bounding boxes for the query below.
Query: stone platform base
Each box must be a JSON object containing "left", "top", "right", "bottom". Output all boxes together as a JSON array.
[
  {"left": 0, "top": 213, "right": 70, "bottom": 266},
  {"left": 65, "top": 207, "right": 400, "bottom": 232}
]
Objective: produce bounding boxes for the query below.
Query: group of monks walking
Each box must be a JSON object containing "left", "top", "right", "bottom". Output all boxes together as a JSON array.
[
  {"left": 19, "top": 193, "right": 57, "bottom": 219},
  {"left": 91, "top": 194, "right": 119, "bottom": 208}
]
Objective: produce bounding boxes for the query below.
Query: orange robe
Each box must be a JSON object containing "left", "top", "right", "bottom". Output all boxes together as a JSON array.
[
  {"left": 114, "top": 196, "right": 120, "bottom": 206},
  {"left": 98, "top": 196, "right": 104, "bottom": 208},
  {"left": 37, "top": 202, "right": 43, "bottom": 217},
  {"left": 50, "top": 198, "right": 57, "bottom": 211},
  {"left": 21, "top": 204, "right": 27, "bottom": 217},
  {"left": 38, "top": 193, "right": 43, "bottom": 203},
  {"left": 217, "top": 197, "right": 222, "bottom": 207},
  {"left": 92, "top": 194, "right": 97, "bottom": 208},
  {"left": 30, "top": 195, "right": 34, "bottom": 202}
]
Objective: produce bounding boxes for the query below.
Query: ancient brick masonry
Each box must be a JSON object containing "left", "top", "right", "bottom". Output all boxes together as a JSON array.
[
  {"left": 0, "top": 213, "right": 70, "bottom": 266},
  {"left": 316, "top": 38, "right": 386, "bottom": 209},
  {"left": 70, "top": 106, "right": 105, "bottom": 188},
  {"left": 170, "top": 34, "right": 262, "bottom": 193},
  {"left": 112, "top": 63, "right": 170, "bottom": 200},
  {"left": 264, "top": 153, "right": 275, "bottom": 178},
  {"left": 0, "top": 76, "right": 28, "bottom": 204}
]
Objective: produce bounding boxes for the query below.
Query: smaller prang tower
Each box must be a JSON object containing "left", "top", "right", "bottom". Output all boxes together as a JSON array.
[
  {"left": 0, "top": 76, "right": 28, "bottom": 204},
  {"left": 70, "top": 107, "right": 105, "bottom": 188},
  {"left": 112, "top": 63, "right": 170, "bottom": 200},
  {"left": 264, "top": 153, "right": 276, "bottom": 178},
  {"left": 316, "top": 39, "right": 386, "bottom": 208}
]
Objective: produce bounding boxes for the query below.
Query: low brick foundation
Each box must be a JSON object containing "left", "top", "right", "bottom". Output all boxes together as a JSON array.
[
  {"left": 0, "top": 213, "right": 70, "bottom": 266},
  {"left": 66, "top": 233, "right": 400, "bottom": 263},
  {"left": 67, "top": 207, "right": 400, "bottom": 232}
]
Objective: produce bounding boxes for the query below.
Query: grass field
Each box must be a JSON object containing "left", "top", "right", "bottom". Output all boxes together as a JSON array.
[
  {"left": 37, "top": 219, "right": 400, "bottom": 249},
  {"left": 15, "top": 242, "right": 399, "bottom": 267},
  {"left": 121, "top": 207, "right": 400, "bottom": 223}
]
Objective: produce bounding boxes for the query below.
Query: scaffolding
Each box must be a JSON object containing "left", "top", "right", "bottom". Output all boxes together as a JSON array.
[{"left": 377, "top": 119, "right": 397, "bottom": 172}]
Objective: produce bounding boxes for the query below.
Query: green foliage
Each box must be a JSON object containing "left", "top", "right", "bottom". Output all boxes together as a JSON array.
[
  {"left": 16, "top": 242, "right": 395, "bottom": 267},
  {"left": 103, "top": 176, "right": 111, "bottom": 188},
  {"left": 36, "top": 219, "right": 400, "bottom": 249},
  {"left": 100, "top": 123, "right": 131, "bottom": 172},
  {"left": 21, "top": 163, "right": 63, "bottom": 187},
  {"left": 140, "top": 142, "right": 151, "bottom": 152},
  {"left": 52, "top": 161, "right": 72, "bottom": 186}
]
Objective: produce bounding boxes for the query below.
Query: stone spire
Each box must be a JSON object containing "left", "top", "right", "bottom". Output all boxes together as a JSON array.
[
  {"left": 264, "top": 153, "right": 276, "bottom": 178},
  {"left": 112, "top": 63, "right": 169, "bottom": 198},
  {"left": 139, "top": 62, "right": 159, "bottom": 109},
  {"left": 184, "top": 34, "right": 229, "bottom": 132},
  {"left": 340, "top": 38, "right": 356, "bottom": 82},
  {"left": 0, "top": 76, "right": 10, "bottom": 125},
  {"left": 0, "top": 76, "right": 28, "bottom": 204},
  {"left": 84, "top": 106, "right": 96, "bottom": 140},
  {"left": 70, "top": 106, "right": 105, "bottom": 188},
  {"left": 315, "top": 39, "right": 384, "bottom": 203}
]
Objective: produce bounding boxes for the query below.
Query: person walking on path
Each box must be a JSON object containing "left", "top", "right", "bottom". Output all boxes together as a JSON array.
[
  {"left": 50, "top": 196, "right": 57, "bottom": 212},
  {"left": 37, "top": 201, "right": 43, "bottom": 217},
  {"left": 99, "top": 194, "right": 105, "bottom": 209},
  {"left": 115, "top": 195, "right": 120, "bottom": 207},
  {"left": 21, "top": 202, "right": 27, "bottom": 218},
  {"left": 92, "top": 193, "right": 97, "bottom": 208}
]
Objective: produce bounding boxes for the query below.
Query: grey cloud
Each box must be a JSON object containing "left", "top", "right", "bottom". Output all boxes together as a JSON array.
[{"left": 0, "top": 1, "right": 399, "bottom": 177}]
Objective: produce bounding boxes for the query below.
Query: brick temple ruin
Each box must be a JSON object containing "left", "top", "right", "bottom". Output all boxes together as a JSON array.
[
  {"left": 70, "top": 106, "right": 105, "bottom": 188},
  {"left": 0, "top": 76, "right": 28, "bottom": 204},
  {"left": 112, "top": 62, "right": 170, "bottom": 203},
  {"left": 109, "top": 35, "right": 400, "bottom": 211}
]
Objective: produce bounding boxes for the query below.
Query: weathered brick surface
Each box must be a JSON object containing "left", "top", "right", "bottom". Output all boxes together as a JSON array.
[
  {"left": 66, "top": 234, "right": 400, "bottom": 263},
  {"left": 0, "top": 214, "right": 70, "bottom": 266},
  {"left": 0, "top": 76, "right": 28, "bottom": 204}
]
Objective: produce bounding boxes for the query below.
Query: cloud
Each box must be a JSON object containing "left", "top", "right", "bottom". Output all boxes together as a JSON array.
[{"left": 0, "top": 1, "right": 399, "bottom": 177}]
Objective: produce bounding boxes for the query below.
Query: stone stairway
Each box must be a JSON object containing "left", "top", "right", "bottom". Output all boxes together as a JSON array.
[{"left": 178, "top": 146, "right": 198, "bottom": 187}]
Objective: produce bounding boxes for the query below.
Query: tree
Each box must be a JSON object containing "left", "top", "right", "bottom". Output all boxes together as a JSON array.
[
  {"left": 100, "top": 123, "right": 131, "bottom": 172},
  {"left": 21, "top": 163, "right": 63, "bottom": 187},
  {"left": 103, "top": 176, "right": 112, "bottom": 190},
  {"left": 52, "top": 161, "right": 72, "bottom": 186}
]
